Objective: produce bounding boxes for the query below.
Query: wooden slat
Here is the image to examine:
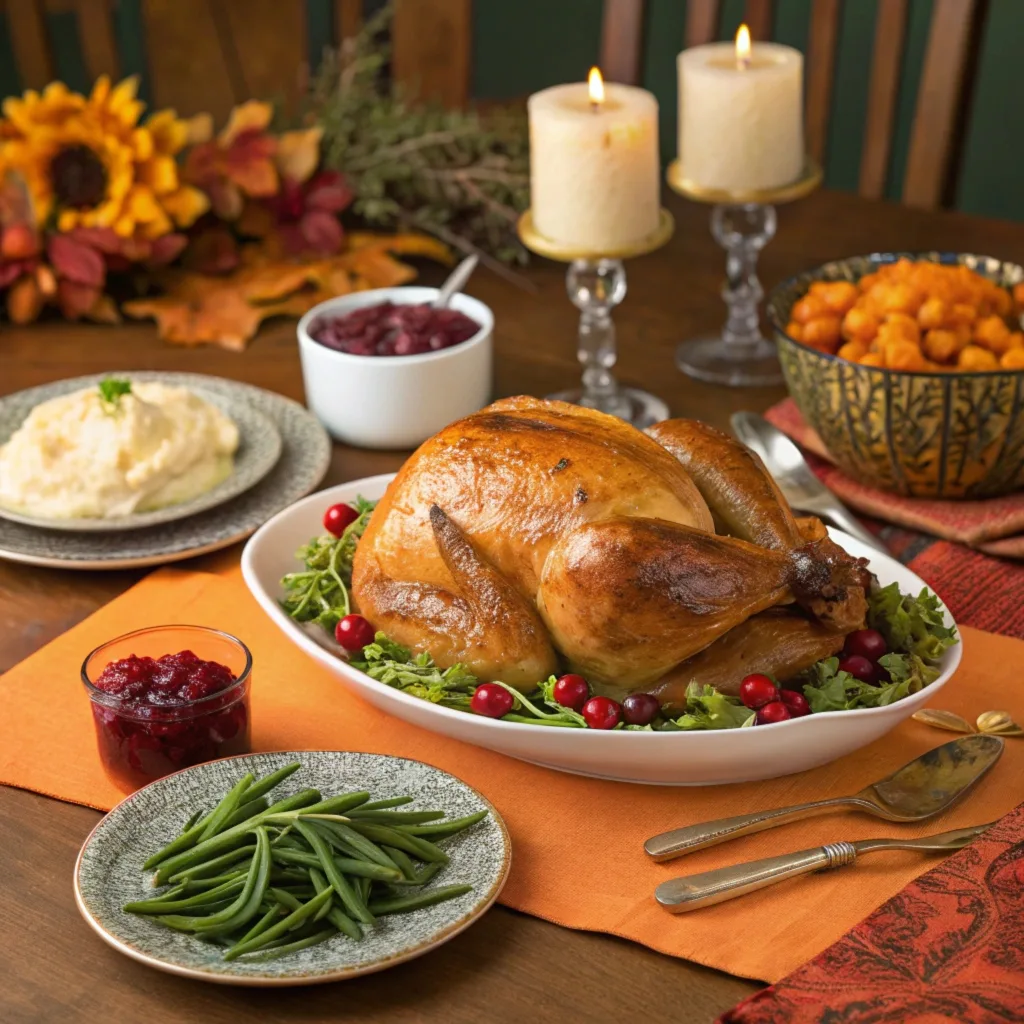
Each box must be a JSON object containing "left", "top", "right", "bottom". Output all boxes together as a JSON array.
[
  {"left": 218, "top": 0, "right": 307, "bottom": 113},
  {"left": 6, "top": 0, "right": 54, "bottom": 89},
  {"left": 858, "top": 0, "right": 908, "bottom": 199},
  {"left": 74, "top": 0, "right": 119, "bottom": 79},
  {"left": 743, "top": 0, "right": 774, "bottom": 41},
  {"left": 804, "top": 0, "right": 841, "bottom": 166},
  {"left": 685, "top": 0, "right": 720, "bottom": 46},
  {"left": 142, "top": 0, "right": 236, "bottom": 120},
  {"left": 902, "top": 0, "right": 978, "bottom": 209},
  {"left": 334, "top": 0, "right": 361, "bottom": 43},
  {"left": 600, "top": 0, "right": 645, "bottom": 84},
  {"left": 392, "top": 0, "right": 471, "bottom": 108}
]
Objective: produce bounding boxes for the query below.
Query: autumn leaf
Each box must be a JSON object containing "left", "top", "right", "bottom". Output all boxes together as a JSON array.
[{"left": 123, "top": 231, "right": 451, "bottom": 350}]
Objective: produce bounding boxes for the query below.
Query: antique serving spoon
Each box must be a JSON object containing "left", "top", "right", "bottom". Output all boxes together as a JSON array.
[
  {"left": 654, "top": 821, "right": 994, "bottom": 912},
  {"left": 730, "top": 410, "right": 888, "bottom": 554},
  {"left": 645, "top": 734, "right": 1003, "bottom": 862},
  {"left": 433, "top": 254, "right": 479, "bottom": 309}
]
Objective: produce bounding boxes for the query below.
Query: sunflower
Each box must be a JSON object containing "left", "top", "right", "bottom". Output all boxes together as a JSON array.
[{"left": 0, "top": 77, "right": 209, "bottom": 239}]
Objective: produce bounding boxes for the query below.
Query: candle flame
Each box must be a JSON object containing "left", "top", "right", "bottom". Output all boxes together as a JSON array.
[
  {"left": 736, "top": 24, "right": 752, "bottom": 67},
  {"left": 588, "top": 66, "right": 605, "bottom": 106}
]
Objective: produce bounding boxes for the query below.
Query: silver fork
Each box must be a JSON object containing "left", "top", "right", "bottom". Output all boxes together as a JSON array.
[
  {"left": 654, "top": 822, "right": 993, "bottom": 913},
  {"left": 730, "top": 411, "right": 887, "bottom": 553}
]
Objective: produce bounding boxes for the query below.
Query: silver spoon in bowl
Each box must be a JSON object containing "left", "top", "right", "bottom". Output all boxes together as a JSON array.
[
  {"left": 433, "top": 254, "right": 479, "bottom": 309},
  {"left": 645, "top": 734, "right": 1004, "bottom": 862}
]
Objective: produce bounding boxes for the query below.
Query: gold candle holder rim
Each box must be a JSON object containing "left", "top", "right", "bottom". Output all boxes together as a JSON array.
[
  {"left": 517, "top": 208, "right": 675, "bottom": 262},
  {"left": 666, "top": 157, "right": 822, "bottom": 206}
]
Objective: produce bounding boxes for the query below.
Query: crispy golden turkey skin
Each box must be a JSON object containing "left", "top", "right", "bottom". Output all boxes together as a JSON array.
[{"left": 352, "top": 397, "right": 868, "bottom": 695}]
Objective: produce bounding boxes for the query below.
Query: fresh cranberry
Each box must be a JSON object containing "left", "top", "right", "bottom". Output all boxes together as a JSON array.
[
  {"left": 779, "top": 690, "right": 811, "bottom": 718},
  {"left": 739, "top": 674, "right": 779, "bottom": 710},
  {"left": 323, "top": 503, "right": 359, "bottom": 537},
  {"left": 552, "top": 673, "right": 589, "bottom": 711},
  {"left": 843, "top": 628, "right": 887, "bottom": 663},
  {"left": 470, "top": 683, "right": 514, "bottom": 719},
  {"left": 622, "top": 693, "right": 661, "bottom": 726},
  {"left": 582, "top": 696, "right": 622, "bottom": 730},
  {"left": 838, "top": 654, "right": 878, "bottom": 685},
  {"left": 756, "top": 701, "right": 792, "bottom": 725},
  {"left": 335, "top": 614, "right": 375, "bottom": 652}
]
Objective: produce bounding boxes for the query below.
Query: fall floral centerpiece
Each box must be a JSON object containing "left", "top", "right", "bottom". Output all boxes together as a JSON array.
[{"left": 0, "top": 76, "right": 451, "bottom": 348}]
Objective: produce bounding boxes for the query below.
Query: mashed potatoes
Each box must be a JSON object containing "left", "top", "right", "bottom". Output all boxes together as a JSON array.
[{"left": 0, "top": 381, "right": 239, "bottom": 519}]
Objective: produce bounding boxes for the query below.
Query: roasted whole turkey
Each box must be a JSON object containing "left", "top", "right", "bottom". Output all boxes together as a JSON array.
[{"left": 351, "top": 397, "right": 870, "bottom": 707}]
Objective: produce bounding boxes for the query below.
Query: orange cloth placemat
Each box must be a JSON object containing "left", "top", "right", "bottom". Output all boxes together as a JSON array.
[{"left": 2, "top": 567, "right": 1022, "bottom": 983}]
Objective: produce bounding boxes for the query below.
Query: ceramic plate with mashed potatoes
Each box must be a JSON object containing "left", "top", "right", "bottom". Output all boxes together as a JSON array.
[{"left": 0, "top": 375, "right": 282, "bottom": 532}]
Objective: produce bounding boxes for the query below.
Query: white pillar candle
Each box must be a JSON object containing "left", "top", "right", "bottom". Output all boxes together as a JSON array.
[
  {"left": 677, "top": 27, "right": 804, "bottom": 192},
  {"left": 528, "top": 71, "right": 660, "bottom": 252}
]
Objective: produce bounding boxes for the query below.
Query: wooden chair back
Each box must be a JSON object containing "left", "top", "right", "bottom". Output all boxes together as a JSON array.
[{"left": 1, "top": 0, "right": 982, "bottom": 211}]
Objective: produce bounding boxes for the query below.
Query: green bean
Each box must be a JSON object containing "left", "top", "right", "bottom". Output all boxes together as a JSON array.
[
  {"left": 245, "top": 927, "right": 336, "bottom": 960},
  {"left": 295, "top": 821, "right": 374, "bottom": 925},
  {"left": 346, "top": 810, "right": 445, "bottom": 824},
  {"left": 308, "top": 868, "right": 334, "bottom": 923},
  {"left": 381, "top": 846, "right": 419, "bottom": 881},
  {"left": 347, "top": 823, "right": 449, "bottom": 864},
  {"left": 224, "top": 887, "right": 334, "bottom": 960},
  {"left": 270, "top": 846, "right": 402, "bottom": 882},
  {"left": 222, "top": 796, "right": 269, "bottom": 829},
  {"left": 399, "top": 810, "right": 489, "bottom": 838},
  {"left": 367, "top": 885, "right": 473, "bottom": 916},
  {"left": 182, "top": 808, "right": 205, "bottom": 832},
  {"left": 242, "top": 762, "right": 302, "bottom": 802},
  {"left": 125, "top": 876, "right": 246, "bottom": 914},
  {"left": 236, "top": 905, "right": 281, "bottom": 946},
  {"left": 314, "top": 820, "right": 398, "bottom": 869},
  {"left": 181, "top": 868, "right": 252, "bottom": 892},
  {"left": 153, "top": 789, "right": 322, "bottom": 883},
  {"left": 414, "top": 862, "right": 444, "bottom": 886},
  {"left": 199, "top": 773, "right": 254, "bottom": 841},
  {"left": 357, "top": 796, "right": 413, "bottom": 811},
  {"left": 357, "top": 877, "right": 371, "bottom": 904},
  {"left": 167, "top": 843, "right": 256, "bottom": 883},
  {"left": 153, "top": 828, "right": 271, "bottom": 933},
  {"left": 292, "top": 791, "right": 371, "bottom": 816}
]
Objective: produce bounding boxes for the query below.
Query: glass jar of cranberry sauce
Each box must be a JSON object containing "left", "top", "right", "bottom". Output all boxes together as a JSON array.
[{"left": 81, "top": 625, "right": 252, "bottom": 792}]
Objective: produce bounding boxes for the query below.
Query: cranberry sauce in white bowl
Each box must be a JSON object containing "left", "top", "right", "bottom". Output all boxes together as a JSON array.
[{"left": 297, "top": 287, "right": 493, "bottom": 450}]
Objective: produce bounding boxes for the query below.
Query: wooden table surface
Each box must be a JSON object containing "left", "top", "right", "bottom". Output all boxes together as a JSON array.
[{"left": 3, "top": 189, "right": 1024, "bottom": 1024}]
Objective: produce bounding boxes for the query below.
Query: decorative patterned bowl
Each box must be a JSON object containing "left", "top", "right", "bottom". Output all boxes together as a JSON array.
[{"left": 767, "top": 252, "right": 1024, "bottom": 498}]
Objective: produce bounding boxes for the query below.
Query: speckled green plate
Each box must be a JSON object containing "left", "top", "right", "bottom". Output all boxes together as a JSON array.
[{"left": 74, "top": 751, "right": 511, "bottom": 986}]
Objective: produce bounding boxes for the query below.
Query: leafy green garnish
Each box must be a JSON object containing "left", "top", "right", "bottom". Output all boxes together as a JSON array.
[
  {"left": 671, "top": 683, "right": 756, "bottom": 731},
  {"left": 868, "top": 582, "right": 958, "bottom": 663},
  {"left": 800, "top": 652, "right": 936, "bottom": 713},
  {"left": 352, "top": 633, "right": 477, "bottom": 709},
  {"left": 280, "top": 496, "right": 375, "bottom": 633},
  {"left": 98, "top": 377, "right": 132, "bottom": 409}
]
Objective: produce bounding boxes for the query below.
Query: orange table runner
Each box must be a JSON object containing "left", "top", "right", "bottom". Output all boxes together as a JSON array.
[{"left": 2, "top": 567, "right": 1022, "bottom": 983}]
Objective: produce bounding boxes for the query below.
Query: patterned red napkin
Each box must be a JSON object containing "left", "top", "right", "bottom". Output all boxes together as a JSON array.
[
  {"left": 766, "top": 399, "right": 1024, "bottom": 558},
  {"left": 718, "top": 801, "right": 1024, "bottom": 1023}
]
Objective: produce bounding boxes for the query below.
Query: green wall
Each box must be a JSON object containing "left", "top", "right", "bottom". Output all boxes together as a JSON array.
[{"left": 2, "top": 0, "right": 1021, "bottom": 221}]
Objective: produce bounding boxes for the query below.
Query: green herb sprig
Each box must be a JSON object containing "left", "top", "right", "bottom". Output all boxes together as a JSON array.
[
  {"left": 98, "top": 377, "right": 132, "bottom": 410},
  {"left": 280, "top": 496, "right": 375, "bottom": 633}
]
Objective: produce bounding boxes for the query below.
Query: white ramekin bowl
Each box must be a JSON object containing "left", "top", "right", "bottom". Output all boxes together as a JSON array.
[{"left": 297, "top": 286, "right": 494, "bottom": 449}]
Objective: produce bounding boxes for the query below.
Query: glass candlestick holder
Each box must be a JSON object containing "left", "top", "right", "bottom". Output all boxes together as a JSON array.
[
  {"left": 517, "top": 209, "right": 675, "bottom": 429},
  {"left": 666, "top": 159, "right": 821, "bottom": 387}
]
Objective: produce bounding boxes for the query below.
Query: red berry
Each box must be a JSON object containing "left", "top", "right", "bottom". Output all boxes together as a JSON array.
[
  {"left": 581, "top": 695, "right": 622, "bottom": 730},
  {"left": 552, "top": 673, "right": 589, "bottom": 711},
  {"left": 335, "top": 614, "right": 375, "bottom": 652},
  {"left": 622, "top": 693, "right": 661, "bottom": 726},
  {"left": 779, "top": 689, "right": 811, "bottom": 718},
  {"left": 470, "top": 683, "right": 514, "bottom": 719},
  {"left": 756, "top": 701, "right": 792, "bottom": 725},
  {"left": 843, "top": 628, "right": 887, "bottom": 663},
  {"left": 739, "top": 673, "right": 779, "bottom": 710},
  {"left": 838, "top": 654, "right": 878, "bottom": 685},
  {"left": 323, "top": 502, "right": 359, "bottom": 537}
]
